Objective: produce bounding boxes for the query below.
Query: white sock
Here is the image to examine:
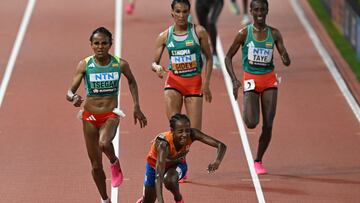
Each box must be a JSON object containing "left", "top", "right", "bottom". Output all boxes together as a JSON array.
[{"left": 102, "top": 198, "right": 110, "bottom": 203}]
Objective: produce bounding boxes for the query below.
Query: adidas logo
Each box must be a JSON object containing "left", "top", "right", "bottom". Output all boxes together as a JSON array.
[
  {"left": 86, "top": 115, "right": 96, "bottom": 121},
  {"left": 88, "top": 63, "right": 95, "bottom": 68},
  {"left": 167, "top": 41, "right": 175, "bottom": 48},
  {"left": 247, "top": 41, "right": 255, "bottom": 48}
]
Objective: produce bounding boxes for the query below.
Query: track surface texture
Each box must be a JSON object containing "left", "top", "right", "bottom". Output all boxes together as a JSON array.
[{"left": 0, "top": 0, "right": 359, "bottom": 202}]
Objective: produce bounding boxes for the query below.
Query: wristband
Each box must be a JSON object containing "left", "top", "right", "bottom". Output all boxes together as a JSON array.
[
  {"left": 67, "top": 90, "right": 75, "bottom": 100},
  {"left": 152, "top": 62, "right": 163, "bottom": 72},
  {"left": 72, "top": 94, "right": 80, "bottom": 104},
  {"left": 113, "top": 108, "right": 126, "bottom": 118}
]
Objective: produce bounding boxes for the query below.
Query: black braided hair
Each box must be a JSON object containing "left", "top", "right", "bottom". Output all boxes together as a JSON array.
[
  {"left": 89, "top": 27, "right": 113, "bottom": 45},
  {"left": 171, "top": 0, "right": 191, "bottom": 10},
  {"left": 169, "top": 113, "right": 191, "bottom": 130}
]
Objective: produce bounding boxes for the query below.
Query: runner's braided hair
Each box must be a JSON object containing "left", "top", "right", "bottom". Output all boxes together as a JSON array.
[
  {"left": 170, "top": 113, "right": 191, "bottom": 130},
  {"left": 250, "top": 0, "right": 269, "bottom": 9},
  {"left": 171, "top": 0, "right": 191, "bottom": 10},
  {"left": 89, "top": 27, "right": 113, "bottom": 45}
]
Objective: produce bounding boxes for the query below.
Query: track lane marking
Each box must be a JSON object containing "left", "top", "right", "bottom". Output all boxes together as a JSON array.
[
  {"left": 0, "top": 0, "right": 36, "bottom": 108},
  {"left": 290, "top": 0, "right": 360, "bottom": 122},
  {"left": 216, "top": 37, "right": 266, "bottom": 203},
  {"left": 111, "top": 0, "right": 123, "bottom": 203}
]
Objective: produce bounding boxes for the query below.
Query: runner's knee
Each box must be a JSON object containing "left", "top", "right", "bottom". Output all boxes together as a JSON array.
[
  {"left": 99, "top": 140, "right": 111, "bottom": 152},
  {"left": 164, "top": 171, "right": 178, "bottom": 190},
  {"left": 243, "top": 111, "right": 259, "bottom": 129},
  {"left": 244, "top": 118, "right": 258, "bottom": 129}
]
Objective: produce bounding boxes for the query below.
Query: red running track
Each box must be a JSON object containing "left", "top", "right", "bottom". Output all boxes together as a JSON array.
[{"left": 0, "top": 0, "right": 359, "bottom": 202}]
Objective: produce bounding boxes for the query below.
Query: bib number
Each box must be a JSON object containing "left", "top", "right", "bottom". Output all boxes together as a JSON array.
[{"left": 244, "top": 79, "right": 255, "bottom": 92}]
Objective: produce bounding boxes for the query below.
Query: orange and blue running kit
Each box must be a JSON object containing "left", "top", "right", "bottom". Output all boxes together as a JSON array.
[
  {"left": 165, "top": 23, "right": 204, "bottom": 97},
  {"left": 143, "top": 131, "right": 193, "bottom": 187},
  {"left": 82, "top": 55, "right": 122, "bottom": 128},
  {"left": 242, "top": 24, "right": 278, "bottom": 93}
]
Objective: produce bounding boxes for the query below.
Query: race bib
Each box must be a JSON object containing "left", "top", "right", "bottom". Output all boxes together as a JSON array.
[
  {"left": 171, "top": 53, "right": 197, "bottom": 74},
  {"left": 244, "top": 79, "right": 255, "bottom": 91},
  {"left": 248, "top": 47, "right": 273, "bottom": 66}
]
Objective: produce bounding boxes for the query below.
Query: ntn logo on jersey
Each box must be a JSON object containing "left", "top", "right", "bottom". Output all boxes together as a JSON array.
[
  {"left": 250, "top": 47, "right": 272, "bottom": 56},
  {"left": 171, "top": 54, "right": 196, "bottom": 63},
  {"left": 89, "top": 72, "right": 119, "bottom": 82}
]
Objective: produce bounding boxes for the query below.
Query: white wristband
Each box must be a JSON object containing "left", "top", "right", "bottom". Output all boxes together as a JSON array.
[
  {"left": 113, "top": 108, "right": 126, "bottom": 118},
  {"left": 67, "top": 90, "right": 75, "bottom": 100},
  {"left": 152, "top": 62, "right": 163, "bottom": 72}
]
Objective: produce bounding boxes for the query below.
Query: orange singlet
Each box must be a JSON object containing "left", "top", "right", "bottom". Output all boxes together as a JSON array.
[{"left": 146, "top": 131, "right": 193, "bottom": 169}]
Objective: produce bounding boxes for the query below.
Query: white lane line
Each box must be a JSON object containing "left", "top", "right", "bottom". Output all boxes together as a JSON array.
[
  {"left": 112, "top": 1, "right": 123, "bottom": 202},
  {"left": 0, "top": 0, "right": 36, "bottom": 108},
  {"left": 111, "top": 0, "right": 123, "bottom": 203},
  {"left": 290, "top": 0, "right": 360, "bottom": 122},
  {"left": 217, "top": 37, "right": 266, "bottom": 203}
]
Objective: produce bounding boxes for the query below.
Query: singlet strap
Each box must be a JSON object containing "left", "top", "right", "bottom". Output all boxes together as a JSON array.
[
  {"left": 113, "top": 55, "right": 121, "bottom": 63},
  {"left": 166, "top": 25, "right": 173, "bottom": 45},
  {"left": 245, "top": 24, "right": 252, "bottom": 44},
  {"left": 84, "top": 55, "right": 93, "bottom": 64},
  {"left": 191, "top": 24, "right": 200, "bottom": 45}
]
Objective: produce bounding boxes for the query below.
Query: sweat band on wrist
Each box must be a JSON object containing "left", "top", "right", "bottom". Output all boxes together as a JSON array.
[
  {"left": 67, "top": 90, "right": 75, "bottom": 100},
  {"left": 152, "top": 62, "right": 162, "bottom": 72}
]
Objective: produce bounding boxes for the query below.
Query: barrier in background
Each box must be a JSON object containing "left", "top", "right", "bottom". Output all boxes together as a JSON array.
[{"left": 320, "top": 0, "right": 360, "bottom": 59}]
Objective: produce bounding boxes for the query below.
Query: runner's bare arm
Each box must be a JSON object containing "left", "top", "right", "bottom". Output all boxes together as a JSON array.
[
  {"left": 121, "top": 59, "right": 147, "bottom": 128},
  {"left": 155, "top": 139, "right": 170, "bottom": 203},
  {"left": 273, "top": 28, "right": 291, "bottom": 66},
  {"left": 66, "top": 60, "right": 86, "bottom": 107},
  {"left": 196, "top": 25, "right": 213, "bottom": 103},
  {"left": 225, "top": 28, "right": 247, "bottom": 100},
  {"left": 192, "top": 128, "right": 227, "bottom": 172},
  {"left": 152, "top": 30, "right": 168, "bottom": 78}
]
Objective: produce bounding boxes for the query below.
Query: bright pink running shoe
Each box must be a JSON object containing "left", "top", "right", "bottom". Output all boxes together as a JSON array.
[
  {"left": 136, "top": 197, "right": 143, "bottom": 203},
  {"left": 176, "top": 198, "right": 184, "bottom": 203},
  {"left": 254, "top": 162, "right": 267, "bottom": 175},
  {"left": 126, "top": 3, "right": 135, "bottom": 15},
  {"left": 111, "top": 159, "right": 123, "bottom": 187}
]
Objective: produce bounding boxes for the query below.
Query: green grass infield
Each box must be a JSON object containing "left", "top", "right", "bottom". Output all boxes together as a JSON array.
[{"left": 308, "top": 0, "right": 360, "bottom": 81}]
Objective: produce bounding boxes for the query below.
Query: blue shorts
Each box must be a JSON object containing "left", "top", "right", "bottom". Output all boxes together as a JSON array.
[{"left": 144, "top": 162, "right": 188, "bottom": 187}]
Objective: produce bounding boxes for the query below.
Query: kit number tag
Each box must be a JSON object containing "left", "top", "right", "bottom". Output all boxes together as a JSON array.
[{"left": 244, "top": 79, "right": 255, "bottom": 91}]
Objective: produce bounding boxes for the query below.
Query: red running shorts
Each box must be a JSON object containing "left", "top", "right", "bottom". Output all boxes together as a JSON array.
[{"left": 164, "top": 71, "right": 202, "bottom": 97}]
